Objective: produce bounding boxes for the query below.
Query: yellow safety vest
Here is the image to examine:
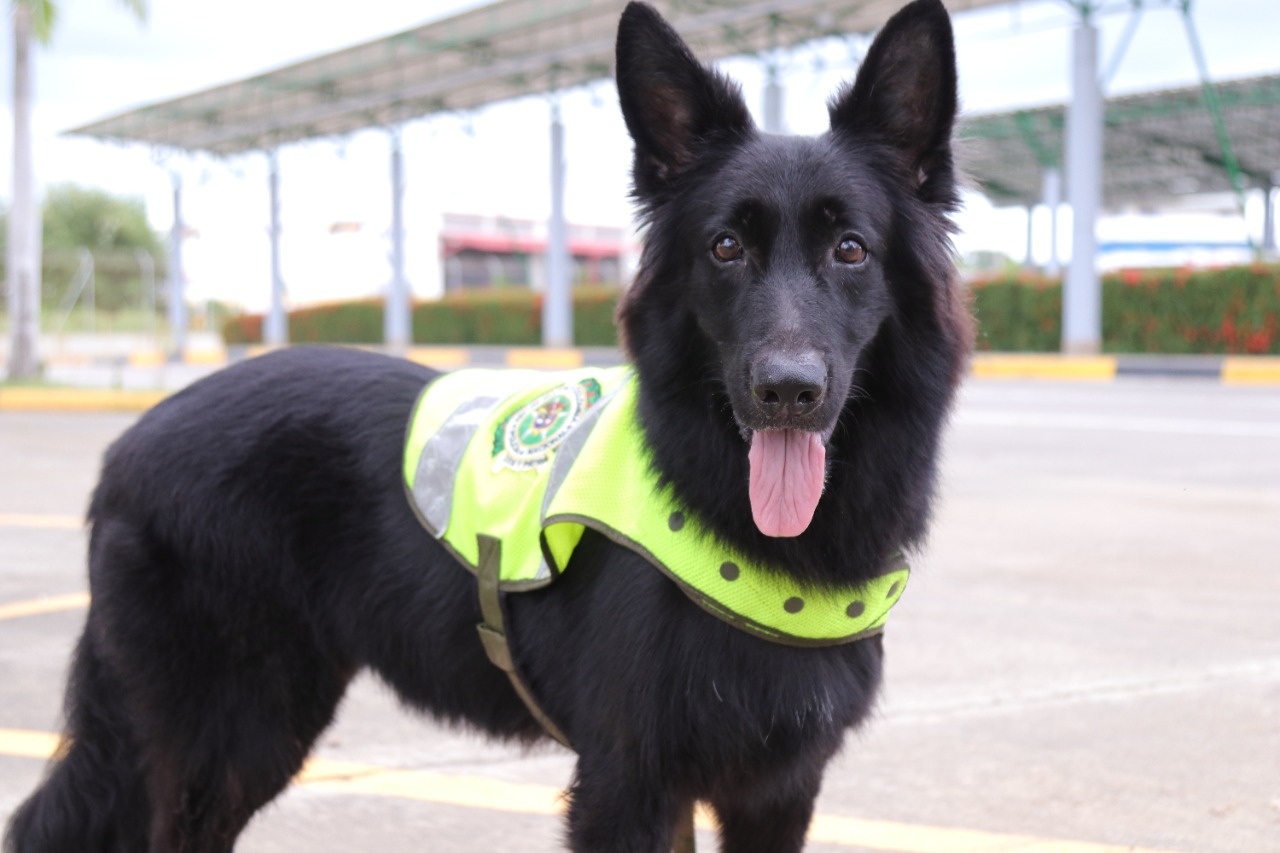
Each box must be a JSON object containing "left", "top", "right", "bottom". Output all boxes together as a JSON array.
[{"left": 403, "top": 366, "right": 908, "bottom": 646}]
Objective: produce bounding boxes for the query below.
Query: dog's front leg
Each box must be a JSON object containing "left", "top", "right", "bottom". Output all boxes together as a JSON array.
[
  {"left": 708, "top": 768, "right": 822, "bottom": 853},
  {"left": 566, "top": 754, "right": 692, "bottom": 853}
]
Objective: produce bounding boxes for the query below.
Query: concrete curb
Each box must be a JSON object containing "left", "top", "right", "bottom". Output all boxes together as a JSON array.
[{"left": 4, "top": 350, "right": 1278, "bottom": 412}]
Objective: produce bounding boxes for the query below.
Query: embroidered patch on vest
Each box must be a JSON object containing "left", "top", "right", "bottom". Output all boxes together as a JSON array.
[{"left": 491, "top": 377, "right": 603, "bottom": 471}]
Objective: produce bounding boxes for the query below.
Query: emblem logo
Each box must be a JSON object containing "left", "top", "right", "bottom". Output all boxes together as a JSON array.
[{"left": 493, "top": 378, "right": 602, "bottom": 471}]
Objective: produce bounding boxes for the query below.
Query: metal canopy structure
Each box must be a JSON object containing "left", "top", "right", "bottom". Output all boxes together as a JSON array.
[
  {"left": 63, "top": 0, "right": 1009, "bottom": 353},
  {"left": 960, "top": 73, "right": 1280, "bottom": 209},
  {"left": 66, "top": 0, "right": 1007, "bottom": 156},
  {"left": 62, "top": 0, "right": 1267, "bottom": 357}
]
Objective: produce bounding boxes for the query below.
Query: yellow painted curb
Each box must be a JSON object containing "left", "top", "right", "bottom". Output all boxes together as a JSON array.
[
  {"left": 505, "top": 348, "right": 585, "bottom": 369},
  {"left": 43, "top": 353, "right": 93, "bottom": 366},
  {"left": 127, "top": 350, "right": 166, "bottom": 367},
  {"left": 1222, "top": 357, "right": 1280, "bottom": 385},
  {"left": 122, "top": 349, "right": 228, "bottom": 367},
  {"left": 405, "top": 347, "right": 471, "bottom": 369},
  {"left": 971, "top": 355, "right": 1117, "bottom": 381},
  {"left": 184, "top": 348, "right": 228, "bottom": 366},
  {"left": 0, "top": 387, "right": 166, "bottom": 412}
]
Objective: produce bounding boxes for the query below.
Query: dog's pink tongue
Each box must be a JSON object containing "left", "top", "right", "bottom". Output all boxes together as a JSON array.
[{"left": 748, "top": 430, "right": 826, "bottom": 538}]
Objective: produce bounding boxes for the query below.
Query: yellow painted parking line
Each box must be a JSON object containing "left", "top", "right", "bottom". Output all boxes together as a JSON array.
[
  {"left": 1222, "top": 356, "right": 1280, "bottom": 385},
  {"left": 805, "top": 813, "right": 1184, "bottom": 852},
  {"left": 971, "top": 355, "right": 1117, "bottom": 381},
  {"left": 304, "top": 765, "right": 571, "bottom": 817},
  {"left": 0, "top": 593, "right": 90, "bottom": 622},
  {"left": 0, "top": 512, "right": 83, "bottom": 530},
  {"left": 0, "top": 727, "right": 1186, "bottom": 853},
  {"left": 0, "top": 728, "right": 67, "bottom": 760},
  {"left": 293, "top": 755, "right": 392, "bottom": 784}
]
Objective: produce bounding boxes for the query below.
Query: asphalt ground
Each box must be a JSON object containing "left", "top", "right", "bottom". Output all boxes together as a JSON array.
[{"left": 1, "top": 377, "right": 1278, "bottom": 852}]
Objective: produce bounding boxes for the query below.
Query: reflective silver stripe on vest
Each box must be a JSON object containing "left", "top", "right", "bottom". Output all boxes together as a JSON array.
[
  {"left": 412, "top": 370, "right": 540, "bottom": 537},
  {"left": 413, "top": 393, "right": 501, "bottom": 537}
]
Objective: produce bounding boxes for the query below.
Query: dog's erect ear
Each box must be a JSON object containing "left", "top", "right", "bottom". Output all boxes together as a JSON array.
[
  {"left": 829, "top": 0, "right": 958, "bottom": 199},
  {"left": 616, "top": 2, "right": 753, "bottom": 198}
]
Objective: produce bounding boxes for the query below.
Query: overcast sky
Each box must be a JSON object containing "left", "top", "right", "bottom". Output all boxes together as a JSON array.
[{"left": 3, "top": 0, "right": 1278, "bottom": 309}]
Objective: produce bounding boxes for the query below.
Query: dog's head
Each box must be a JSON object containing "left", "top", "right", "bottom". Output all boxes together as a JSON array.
[{"left": 615, "top": 0, "right": 965, "bottom": 540}]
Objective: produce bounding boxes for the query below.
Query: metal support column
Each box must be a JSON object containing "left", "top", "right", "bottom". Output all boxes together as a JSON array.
[
  {"left": 386, "top": 126, "right": 411, "bottom": 351},
  {"left": 1264, "top": 184, "right": 1277, "bottom": 259},
  {"left": 5, "top": 4, "right": 39, "bottom": 378},
  {"left": 763, "top": 63, "right": 784, "bottom": 133},
  {"left": 1063, "top": 11, "right": 1103, "bottom": 354},
  {"left": 264, "top": 149, "right": 288, "bottom": 347},
  {"left": 1024, "top": 205, "right": 1035, "bottom": 269},
  {"left": 1043, "top": 167, "right": 1062, "bottom": 277},
  {"left": 167, "top": 172, "right": 188, "bottom": 360},
  {"left": 543, "top": 100, "right": 572, "bottom": 347}
]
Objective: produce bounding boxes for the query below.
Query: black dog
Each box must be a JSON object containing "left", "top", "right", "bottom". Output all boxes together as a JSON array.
[{"left": 6, "top": 1, "right": 970, "bottom": 850}]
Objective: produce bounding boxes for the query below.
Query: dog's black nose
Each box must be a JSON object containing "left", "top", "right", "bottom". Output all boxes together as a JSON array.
[{"left": 751, "top": 353, "right": 826, "bottom": 415}]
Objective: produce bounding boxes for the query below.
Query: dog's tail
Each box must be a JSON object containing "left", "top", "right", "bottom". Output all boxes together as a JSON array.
[{"left": 4, "top": 622, "right": 149, "bottom": 853}]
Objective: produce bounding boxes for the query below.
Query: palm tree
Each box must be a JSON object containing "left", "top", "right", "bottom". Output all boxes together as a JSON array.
[{"left": 5, "top": 0, "right": 146, "bottom": 379}]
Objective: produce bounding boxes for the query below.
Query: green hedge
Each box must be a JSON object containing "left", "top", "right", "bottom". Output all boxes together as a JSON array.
[
  {"left": 969, "top": 273, "right": 1063, "bottom": 351},
  {"left": 971, "top": 263, "right": 1280, "bottom": 354},
  {"left": 223, "top": 265, "right": 1280, "bottom": 355},
  {"left": 222, "top": 288, "right": 623, "bottom": 347}
]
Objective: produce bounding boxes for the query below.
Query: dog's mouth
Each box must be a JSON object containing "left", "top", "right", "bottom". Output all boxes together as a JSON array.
[
  {"left": 747, "top": 428, "right": 829, "bottom": 538},
  {"left": 726, "top": 352, "right": 843, "bottom": 538}
]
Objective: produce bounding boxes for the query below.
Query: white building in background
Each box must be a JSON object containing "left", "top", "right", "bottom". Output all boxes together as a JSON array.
[{"left": 439, "top": 214, "right": 637, "bottom": 294}]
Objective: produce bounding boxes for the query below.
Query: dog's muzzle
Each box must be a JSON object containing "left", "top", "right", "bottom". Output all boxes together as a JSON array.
[{"left": 748, "top": 350, "right": 827, "bottom": 428}]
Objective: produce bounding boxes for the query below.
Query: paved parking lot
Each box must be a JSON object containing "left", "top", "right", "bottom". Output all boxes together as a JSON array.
[{"left": 2, "top": 377, "right": 1278, "bottom": 852}]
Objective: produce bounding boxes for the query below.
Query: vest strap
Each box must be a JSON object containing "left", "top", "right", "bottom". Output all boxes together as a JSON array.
[
  {"left": 475, "top": 534, "right": 573, "bottom": 749},
  {"left": 478, "top": 534, "right": 698, "bottom": 851}
]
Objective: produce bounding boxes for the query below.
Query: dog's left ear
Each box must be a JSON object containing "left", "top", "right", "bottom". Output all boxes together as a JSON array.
[
  {"left": 616, "top": 2, "right": 754, "bottom": 200},
  {"left": 829, "top": 0, "right": 958, "bottom": 202}
]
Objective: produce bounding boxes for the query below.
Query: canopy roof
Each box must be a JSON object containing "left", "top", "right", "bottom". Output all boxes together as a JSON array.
[
  {"left": 959, "top": 73, "right": 1280, "bottom": 208},
  {"left": 66, "top": 0, "right": 1005, "bottom": 155}
]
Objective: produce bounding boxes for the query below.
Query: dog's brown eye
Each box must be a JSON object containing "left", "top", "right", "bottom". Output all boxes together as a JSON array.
[
  {"left": 713, "top": 235, "right": 743, "bottom": 262},
  {"left": 836, "top": 237, "right": 867, "bottom": 265}
]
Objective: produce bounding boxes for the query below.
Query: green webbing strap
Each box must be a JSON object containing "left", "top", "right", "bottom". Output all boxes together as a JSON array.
[
  {"left": 477, "top": 534, "right": 698, "bottom": 852},
  {"left": 475, "top": 535, "right": 573, "bottom": 749}
]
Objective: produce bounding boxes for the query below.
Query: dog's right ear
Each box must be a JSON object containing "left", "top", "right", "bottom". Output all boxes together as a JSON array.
[{"left": 615, "top": 2, "right": 753, "bottom": 200}]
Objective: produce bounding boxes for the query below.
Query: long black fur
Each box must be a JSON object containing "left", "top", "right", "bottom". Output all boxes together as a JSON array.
[{"left": 5, "top": 2, "right": 971, "bottom": 851}]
